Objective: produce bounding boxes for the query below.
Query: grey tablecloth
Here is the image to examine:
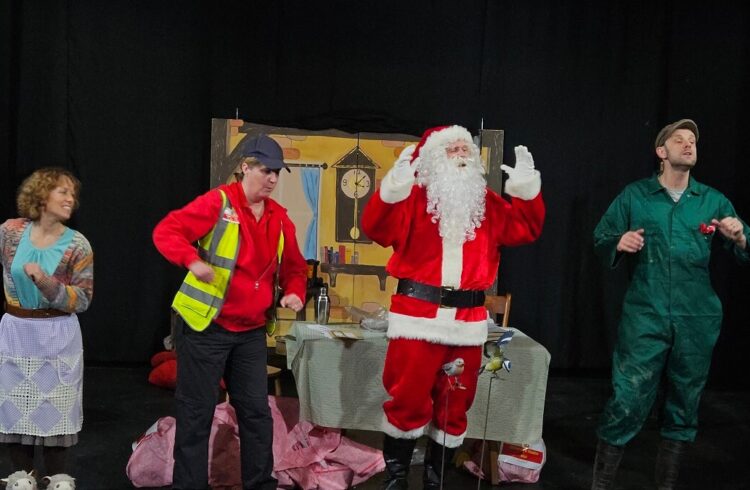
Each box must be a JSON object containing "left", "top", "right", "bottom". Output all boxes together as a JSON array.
[{"left": 286, "top": 321, "right": 550, "bottom": 444}]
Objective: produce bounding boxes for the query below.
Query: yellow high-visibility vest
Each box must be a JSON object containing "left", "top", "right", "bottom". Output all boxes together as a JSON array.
[{"left": 172, "top": 190, "right": 239, "bottom": 331}]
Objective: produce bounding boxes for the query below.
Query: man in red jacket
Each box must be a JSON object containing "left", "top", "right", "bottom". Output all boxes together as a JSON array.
[
  {"left": 362, "top": 125, "right": 545, "bottom": 489},
  {"left": 153, "top": 134, "right": 307, "bottom": 490}
]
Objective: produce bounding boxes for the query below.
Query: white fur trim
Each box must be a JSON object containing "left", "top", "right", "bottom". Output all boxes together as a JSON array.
[
  {"left": 504, "top": 171, "right": 541, "bottom": 200},
  {"left": 420, "top": 126, "right": 475, "bottom": 157},
  {"left": 380, "top": 170, "right": 414, "bottom": 203},
  {"left": 441, "top": 240, "right": 463, "bottom": 288},
  {"left": 426, "top": 425, "right": 466, "bottom": 448},
  {"left": 435, "top": 306, "right": 457, "bottom": 323},
  {"left": 387, "top": 311, "right": 487, "bottom": 345},
  {"left": 382, "top": 413, "right": 428, "bottom": 440}
]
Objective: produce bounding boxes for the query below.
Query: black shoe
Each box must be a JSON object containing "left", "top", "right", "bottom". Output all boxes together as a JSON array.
[
  {"left": 591, "top": 439, "right": 625, "bottom": 490},
  {"left": 655, "top": 438, "right": 686, "bottom": 490},
  {"left": 382, "top": 435, "right": 418, "bottom": 490},
  {"left": 422, "top": 439, "right": 456, "bottom": 490}
]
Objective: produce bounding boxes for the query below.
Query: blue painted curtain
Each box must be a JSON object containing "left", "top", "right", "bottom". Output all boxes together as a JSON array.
[{"left": 300, "top": 167, "right": 320, "bottom": 260}]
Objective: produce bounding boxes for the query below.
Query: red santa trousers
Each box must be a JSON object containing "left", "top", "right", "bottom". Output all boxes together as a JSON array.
[{"left": 382, "top": 338, "right": 482, "bottom": 448}]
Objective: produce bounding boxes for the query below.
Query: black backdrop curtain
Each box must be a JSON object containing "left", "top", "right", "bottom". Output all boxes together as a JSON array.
[{"left": 2, "top": 1, "right": 750, "bottom": 387}]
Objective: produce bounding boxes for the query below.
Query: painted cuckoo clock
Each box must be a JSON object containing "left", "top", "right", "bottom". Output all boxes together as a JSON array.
[{"left": 333, "top": 147, "right": 378, "bottom": 243}]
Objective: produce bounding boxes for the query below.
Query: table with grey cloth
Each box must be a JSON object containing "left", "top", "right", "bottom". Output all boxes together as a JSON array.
[{"left": 286, "top": 321, "right": 551, "bottom": 444}]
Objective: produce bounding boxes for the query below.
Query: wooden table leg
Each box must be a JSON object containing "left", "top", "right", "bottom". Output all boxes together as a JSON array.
[{"left": 489, "top": 441, "right": 500, "bottom": 485}]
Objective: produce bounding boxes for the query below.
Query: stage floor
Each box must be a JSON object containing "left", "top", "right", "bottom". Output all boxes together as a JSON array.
[{"left": 3, "top": 365, "right": 749, "bottom": 489}]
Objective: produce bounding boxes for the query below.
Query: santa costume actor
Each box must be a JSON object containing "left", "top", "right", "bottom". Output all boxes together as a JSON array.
[{"left": 361, "top": 125, "right": 545, "bottom": 489}]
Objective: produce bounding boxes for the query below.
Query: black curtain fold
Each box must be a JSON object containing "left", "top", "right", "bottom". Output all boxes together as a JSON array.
[{"left": 2, "top": 1, "right": 750, "bottom": 388}]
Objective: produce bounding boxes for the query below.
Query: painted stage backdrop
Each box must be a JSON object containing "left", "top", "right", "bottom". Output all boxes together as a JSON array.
[{"left": 210, "top": 119, "right": 504, "bottom": 339}]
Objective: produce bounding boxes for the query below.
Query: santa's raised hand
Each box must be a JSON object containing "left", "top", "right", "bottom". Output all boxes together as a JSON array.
[
  {"left": 500, "top": 145, "right": 542, "bottom": 200},
  {"left": 390, "top": 145, "right": 418, "bottom": 184},
  {"left": 380, "top": 144, "right": 419, "bottom": 203}
]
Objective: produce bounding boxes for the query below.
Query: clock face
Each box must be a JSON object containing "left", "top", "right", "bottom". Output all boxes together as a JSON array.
[
  {"left": 340, "top": 168, "right": 372, "bottom": 199},
  {"left": 335, "top": 166, "right": 374, "bottom": 244}
]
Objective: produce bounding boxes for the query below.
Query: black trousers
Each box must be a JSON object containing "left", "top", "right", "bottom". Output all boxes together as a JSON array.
[{"left": 172, "top": 321, "right": 276, "bottom": 490}]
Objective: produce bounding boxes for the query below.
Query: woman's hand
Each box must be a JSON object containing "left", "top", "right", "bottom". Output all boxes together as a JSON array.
[
  {"left": 23, "top": 263, "right": 43, "bottom": 283},
  {"left": 188, "top": 260, "right": 215, "bottom": 283},
  {"left": 280, "top": 293, "right": 304, "bottom": 312}
]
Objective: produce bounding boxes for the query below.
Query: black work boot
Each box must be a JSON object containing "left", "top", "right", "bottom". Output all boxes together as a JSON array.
[
  {"left": 591, "top": 439, "right": 625, "bottom": 490},
  {"left": 423, "top": 439, "right": 456, "bottom": 490},
  {"left": 655, "top": 438, "right": 686, "bottom": 490},
  {"left": 382, "top": 434, "right": 418, "bottom": 490}
]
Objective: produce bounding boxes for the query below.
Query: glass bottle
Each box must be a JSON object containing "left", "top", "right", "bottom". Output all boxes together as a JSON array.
[{"left": 316, "top": 287, "right": 330, "bottom": 325}]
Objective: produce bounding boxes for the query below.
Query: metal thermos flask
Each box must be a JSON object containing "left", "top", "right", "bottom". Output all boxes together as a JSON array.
[{"left": 316, "top": 287, "right": 330, "bottom": 325}]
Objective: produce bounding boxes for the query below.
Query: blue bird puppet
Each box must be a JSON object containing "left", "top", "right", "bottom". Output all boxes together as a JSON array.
[{"left": 478, "top": 329, "right": 514, "bottom": 376}]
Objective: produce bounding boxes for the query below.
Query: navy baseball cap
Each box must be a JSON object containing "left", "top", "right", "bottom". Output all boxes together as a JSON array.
[{"left": 240, "top": 134, "right": 290, "bottom": 172}]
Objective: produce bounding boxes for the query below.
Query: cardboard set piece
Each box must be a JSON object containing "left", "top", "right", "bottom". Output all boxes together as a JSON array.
[{"left": 210, "top": 119, "right": 505, "bottom": 341}]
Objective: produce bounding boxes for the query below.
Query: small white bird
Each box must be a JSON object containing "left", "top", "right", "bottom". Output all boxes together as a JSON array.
[
  {"left": 442, "top": 357, "right": 465, "bottom": 377},
  {"left": 442, "top": 357, "right": 466, "bottom": 390}
]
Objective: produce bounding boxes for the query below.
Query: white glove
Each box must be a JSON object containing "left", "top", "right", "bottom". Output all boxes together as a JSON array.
[
  {"left": 501, "top": 145, "right": 536, "bottom": 179},
  {"left": 380, "top": 145, "right": 418, "bottom": 203},
  {"left": 389, "top": 145, "right": 418, "bottom": 185},
  {"left": 500, "top": 145, "right": 541, "bottom": 200}
]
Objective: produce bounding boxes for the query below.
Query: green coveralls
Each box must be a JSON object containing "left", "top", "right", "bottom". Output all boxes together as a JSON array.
[{"left": 594, "top": 174, "right": 750, "bottom": 445}]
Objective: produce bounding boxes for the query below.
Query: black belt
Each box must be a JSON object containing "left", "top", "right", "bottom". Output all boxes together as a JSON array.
[{"left": 396, "top": 279, "right": 485, "bottom": 308}]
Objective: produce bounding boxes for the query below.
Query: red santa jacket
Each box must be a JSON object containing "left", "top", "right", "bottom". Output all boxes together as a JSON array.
[{"left": 362, "top": 184, "right": 544, "bottom": 345}]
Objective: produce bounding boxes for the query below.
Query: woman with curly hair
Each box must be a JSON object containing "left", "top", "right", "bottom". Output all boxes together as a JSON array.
[{"left": 0, "top": 167, "right": 93, "bottom": 478}]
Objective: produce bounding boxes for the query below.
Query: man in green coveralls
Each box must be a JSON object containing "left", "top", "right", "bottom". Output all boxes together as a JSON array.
[{"left": 591, "top": 119, "right": 750, "bottom": 490}]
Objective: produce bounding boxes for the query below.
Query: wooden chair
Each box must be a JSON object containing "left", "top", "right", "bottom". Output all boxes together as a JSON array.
[
  {"left": 224, "top": 366, "right": 282, "bottom": 402},
  {"left": 484, "top": 293, "right": 512, "bottom": 327},
  {"left": 266, "top": 365, "right": 282, "bottom": 397}
]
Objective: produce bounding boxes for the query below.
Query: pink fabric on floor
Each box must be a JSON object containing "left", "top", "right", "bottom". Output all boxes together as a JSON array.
[
  {"left": 126, "top": 416, "right": 176, "bottom": 488},
  {"left": 270, "top": 396, "right": 385, "bottom": 489},
  {"left": 125, "top": 405, "right": 239, "bottom": 488},
  {"left": 126, "top": 397, "right": 384, "bottom": 489}
]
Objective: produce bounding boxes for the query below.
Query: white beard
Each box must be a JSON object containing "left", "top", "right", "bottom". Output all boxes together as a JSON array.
[{"left": 416, "top": 149, "right": 486, "bottom": 245}]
